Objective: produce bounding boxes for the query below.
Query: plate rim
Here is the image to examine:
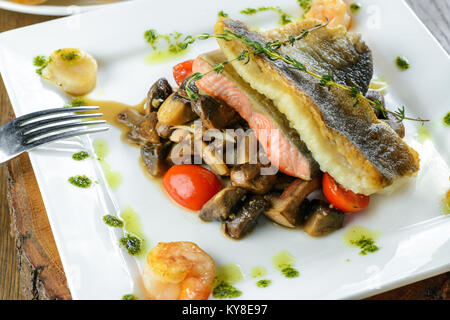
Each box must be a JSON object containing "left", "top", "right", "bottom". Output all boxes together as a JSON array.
[{"left": 0, "top": 0, "right": 449, "bottom": 300}]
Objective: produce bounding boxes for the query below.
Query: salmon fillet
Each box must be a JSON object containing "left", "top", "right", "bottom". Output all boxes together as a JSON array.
[
  {"left": 193, "top": 51, "right": 319, "bottom": 180},
  {"left": 214, "top": 18, "right": 420, "bottom": 195}
]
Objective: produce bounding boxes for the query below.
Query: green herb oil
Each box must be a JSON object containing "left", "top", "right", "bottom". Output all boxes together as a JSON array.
[
  {"left": 272, "top": 251, "right": 300, "bottom": 279},
  {"left": 343, "top": 226, "right": 380, "bottom": 255},
  {"left": 72, "top": 151, "right": 89, "bottom": 161},
  {"left": 256, "top": 279, "right": 271, "bottom": 288},
  {"left": 68, "top": 175, "right": 92, "bottom": 188},
  {"left": 396, "top": 56, "right": 410, "bottom": 70}
]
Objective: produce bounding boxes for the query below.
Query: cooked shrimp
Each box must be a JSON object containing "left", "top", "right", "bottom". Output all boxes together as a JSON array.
[
  {"left": 305, "top": 0, "right": 352, "bottom": 29},
  {"left": 142, "top": 241, "right": 215, "bottom": 300},
  {"left": 43, "top": 48, "right": 97, "bottom": 96}
]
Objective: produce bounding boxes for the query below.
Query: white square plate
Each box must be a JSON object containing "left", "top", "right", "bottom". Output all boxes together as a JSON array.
[{"left": 1, "top": 0, "right": 449, "bottom": 300}]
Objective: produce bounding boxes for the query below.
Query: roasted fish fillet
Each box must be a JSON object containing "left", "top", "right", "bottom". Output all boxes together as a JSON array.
[
  {"left": 193, "top": 50, "right": 319, "bottom": 180},
  {"left": 214, "top": 18, "right": 420, "bottom": 195}
]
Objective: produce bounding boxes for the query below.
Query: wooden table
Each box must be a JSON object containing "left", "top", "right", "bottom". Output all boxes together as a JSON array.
[{"left": 1, "top": 1, "right": 449, "bottom": 300}]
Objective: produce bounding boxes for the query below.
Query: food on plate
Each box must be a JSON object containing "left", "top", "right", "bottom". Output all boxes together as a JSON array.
[
  {"left": 302, "top": 199, "right": 345, "bottom": 237},
  {"left": 322, "top": 172, "right": 369, "bottom": 213},
  {"left": 264, "top": 176, "right": 321, "bottom": 228},
  {"left": 213, "top": 18, "right": 420, "bottom": 196},
  {"left": 305, "top": 0, "right": 352, "bottom": 29},
  {"left": 193, "top": 50, "right": 319, "bottom": 180},
  {"left": 162, "top": 164, "right": 222, "bottom": 210},
  {"left": 142, "top": 241, "right": 215, "bottom": 300},
  {"left": 35, "top": 48, "right": 98, "bottom": 96}
]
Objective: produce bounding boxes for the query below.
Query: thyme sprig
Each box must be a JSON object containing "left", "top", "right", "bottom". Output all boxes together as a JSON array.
[
  {"left": 185, "top": 50, "right": 250, "bottom": 99},
  {"left": 182, "top": 24, "right": 427, "bottom": 123}
]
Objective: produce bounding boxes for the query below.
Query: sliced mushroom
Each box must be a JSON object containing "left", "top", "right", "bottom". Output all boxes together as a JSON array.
[
  {"left": 141, "top": 142, "right": 171, "bottom": 177},
  {"left": 146, "top": 78, "right": 173, "bottom": 111},
  {"left": 117, "top": 108, "right": 144, "bottom": 127},
  {"left": 302, "top": 199, "right": 345, "bottom": 237},
  {"left": 264, "top": 176, "right": 321, "bottom": 228},
  {"left": 191, "top": 95, "right": 240, "bottom": 129},
  {"left": 156, "top": 122, "right": 173, "bottom": 139},
  {"left": 230, "top": 163, "right": 276, "bottom": 194},
  {"left": 380, "top": 113, "right": 405, "bottom": 138},
  {"left": 168, "top": 133, "right": 194, "bottom": 165},
  {"left": 199, "top": 187, "right": 248, "bottom": 221},
  {"left": 201, "top": 140, "right": 230, "bottom": 176},
  {"left": 224, "top": 195, "right": 269, "bottom": 239},
  {"left": 157, "top": 93, "right": 197, "bottom": 126},
  {"left": 126, "top": 112, "right": 160, "bottom": 145}
]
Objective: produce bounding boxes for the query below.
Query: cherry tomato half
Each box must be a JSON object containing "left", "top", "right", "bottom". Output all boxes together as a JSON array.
[
  {"left": 173, "top": 59, "right": 194, "bottom": 86},
  {"left": 322, "top": 173, "right": 370, "bottom": 213},
  {"left": 163, "top": 165, "right": 222, "bottom": 211}
]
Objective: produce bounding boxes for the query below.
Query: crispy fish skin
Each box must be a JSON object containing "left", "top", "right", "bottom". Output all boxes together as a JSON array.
[{"left": 215, "top": 18, "right": 420, "bottom": 195}]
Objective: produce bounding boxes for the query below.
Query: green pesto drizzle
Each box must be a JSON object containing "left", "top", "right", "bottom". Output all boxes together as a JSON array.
[
  {"left": 212, "top": 264, "right": 244, "bottom": 299},
  {"left": 121, "top": 294, "right": 138, "bottom": 300},
  {"left": 103, "top": 215, "right": 124, "bottom": 228},
  {"left": 256, "top": 279, "right": 271, "bottom": 288},
  {"left": 350, "top": 2, "right": 361, "bottom": 13},
  {"left": 212, "top": 282, "right": 242, "bottom": 299},
  {"left": 120, "top": 206, "right": 148, "bottom": 257},
  {"left": 298, "top": 0, "right": 312, "bottom": 12},
  {"left": 443, "top": 112, "right": 450, "bottom": 127},
  {"left": 396, "top": 56, "right": 410, "bottom": 70},
  {"left": 144, "top": 29, "right": 189, "bottom": 64},
  {"left": 218, "top": 10, "right": 229, "bottom": 17},
  {"left": 64, "top": 97, "right": 85, "bottom": 108},
  {"left": 272, "top": 251, "right": 300, "bottom": 279},
  {"left": 343, "top": 226, "right": 380, "bottom": 255},
  {"left": 240, "top": 6, "right": 292, "bottom": 26},
  {"left": 68, "top": 175, "right": 92, "bottom": 188},
  {"left": 72, "top": 151, "right": 89, "bottom": 161},
  {"left": 119, "top": 234, "right": 142, "bottom": 256}
]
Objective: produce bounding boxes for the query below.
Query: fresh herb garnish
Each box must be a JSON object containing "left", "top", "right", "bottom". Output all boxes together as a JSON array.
[
  {"left": 218, "top": 10, "right": 229, "bottom": 18},
  {"left": 103, "top": 215, "right": 124, "bottom": 228},
  {"left": 181, "top": 23, "right": 427, "bottom": 123},
  {"left": 119, "top": 234, "right": 142, "bottom": 255},
  {"left": 396, "top": 56, "right": 410, "bottom": 70},
  {"left": 256, "top": 279, "right": 271, "bottom": 288},
  {"left": 121, "top": 294, "right": 138, "bottom": 300},
  {"left": 68, "top": 175, "right": 92, "bottom": 188},
  {"left": 33, "top": 55, "right": 51, "bottom": 75},
  {"left": 350, "top": 236, "right": 379, "bottom": 255},
  {"left": 350, "top": 2, "right": 361, "bottom": 13},
  {"left": 212, "top": 281, "right": 242, "bottom": 299},
  {"left": 240, "top": 6, "right": 292, "bottom": 26},
  {"left": 72, "top": 151, "right": 89, "bottom": 161}
]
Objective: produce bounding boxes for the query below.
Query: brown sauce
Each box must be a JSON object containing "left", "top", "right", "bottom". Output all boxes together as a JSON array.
[{"left": 82, "top": 97, "right": 146, "bottom": 145}]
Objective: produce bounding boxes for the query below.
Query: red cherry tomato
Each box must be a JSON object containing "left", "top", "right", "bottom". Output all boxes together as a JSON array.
[
  {"left": 322, "top": 173, "right": 370, "bottom": 213},
  {"left": 173, "top": 59, "right": 194, "bottom": 85},
  {"left": 163, "top": 165, "right": 222, "bottom": 211}
]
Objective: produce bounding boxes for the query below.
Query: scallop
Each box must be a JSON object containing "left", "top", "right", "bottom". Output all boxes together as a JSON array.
[{"left": 43, "top": 48, "right": 98, "bottom": 96}]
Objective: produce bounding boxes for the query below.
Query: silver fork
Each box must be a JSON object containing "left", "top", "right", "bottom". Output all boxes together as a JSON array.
[{"left": 0, "top": 106, "right": 109, "bottom": 163}]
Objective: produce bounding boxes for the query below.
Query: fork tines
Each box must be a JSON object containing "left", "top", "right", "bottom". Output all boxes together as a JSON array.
[{"left": 16, "top": 106, "right": 109, "bottom": 147}]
